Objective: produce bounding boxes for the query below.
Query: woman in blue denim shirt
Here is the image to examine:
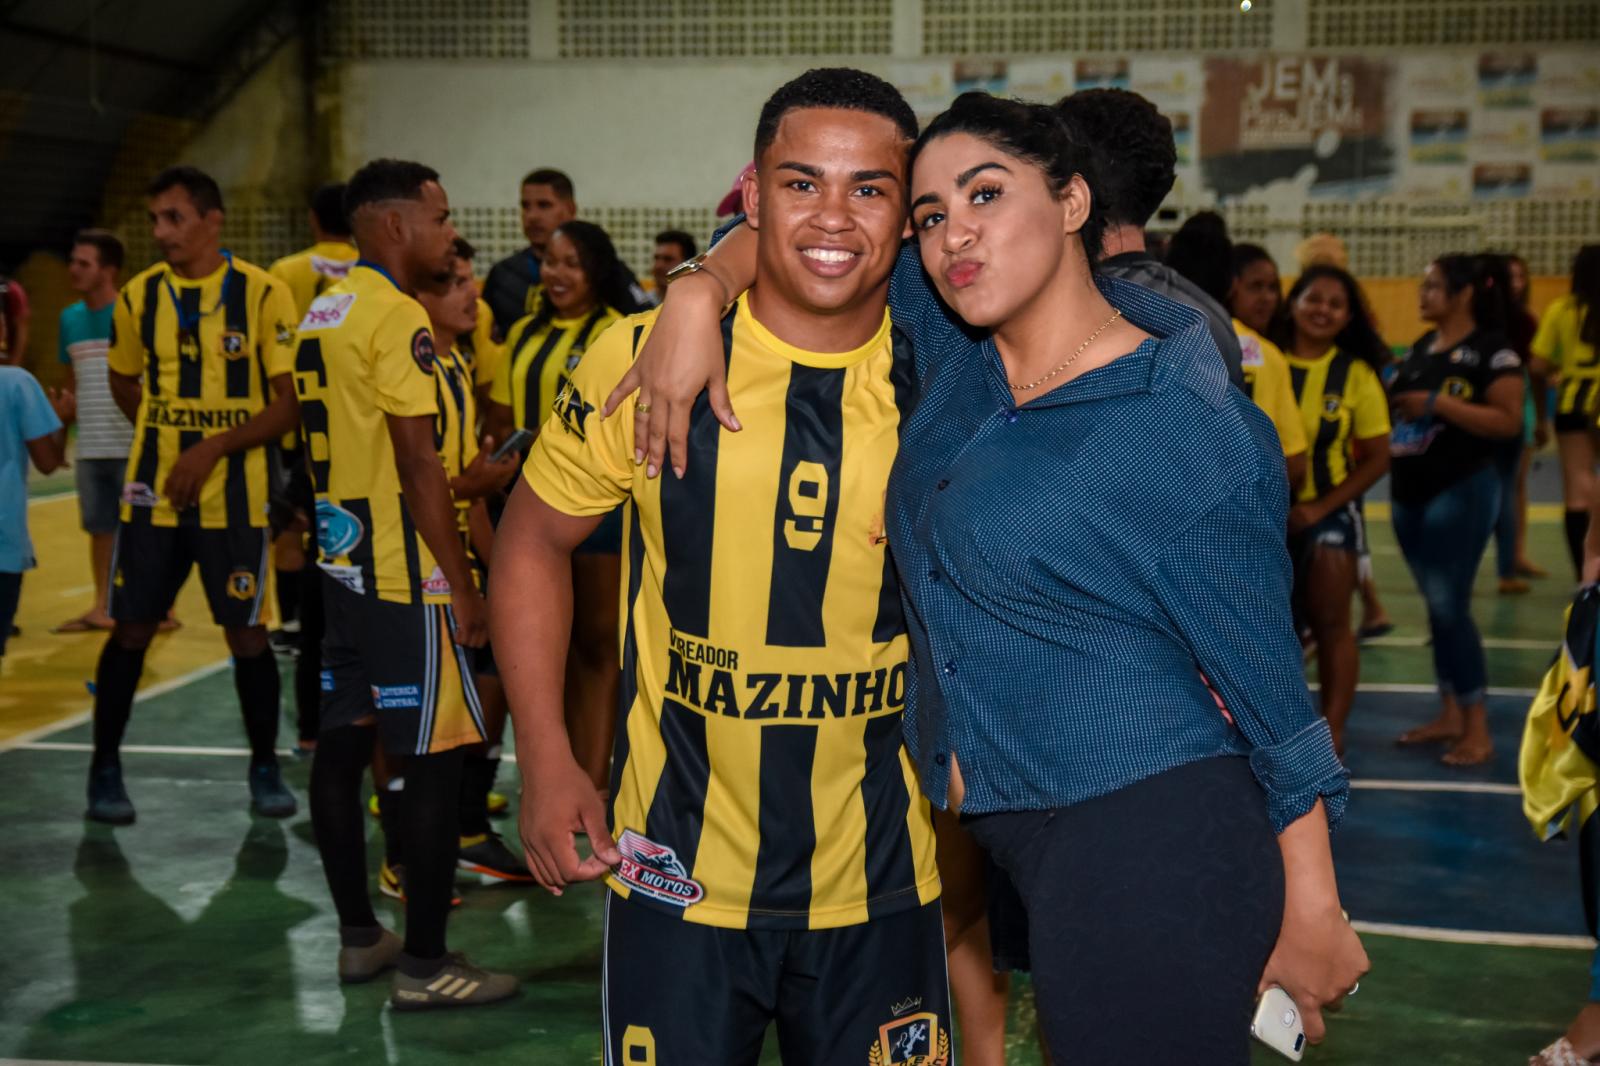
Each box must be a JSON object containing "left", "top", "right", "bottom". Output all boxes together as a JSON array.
[{"left": 613, "top": 88, "right": 1368, "bottom": 1063}]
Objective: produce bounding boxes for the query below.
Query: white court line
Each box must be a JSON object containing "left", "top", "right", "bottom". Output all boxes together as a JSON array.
[
  {"left": 1365, "top": 636, "right": 1553, "bottom": 651},
  {"left": 22, "top": 742, "right": 295, "bottom": 758},
  {"left": 1350, "top": 919, "right": 1595, "bottom": 951},
  {"left": 0, "top": 1060, "right": 185, "bottom": 1066},
  {"left": 1338, "top": 683, "right": 1539, "bottom": 698},
  {"left": 1351, "top": 778, "right": 1522, "bottom": 796},
  {"left": 0, "top": 658, "right": 232, "bottom": 754},
  {"left": 25, "top": 490, "right": 77, "bottom": 508}
]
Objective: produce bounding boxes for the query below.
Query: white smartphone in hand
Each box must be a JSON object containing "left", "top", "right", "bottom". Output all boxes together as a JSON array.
[{"left": 1251, "top": 986, "right": 1305, "bottom": 1061}]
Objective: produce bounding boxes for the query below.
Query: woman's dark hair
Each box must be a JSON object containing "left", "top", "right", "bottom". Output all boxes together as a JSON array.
[
  {"left": 1272, "top": 264, "right": 1389, "bottom": 369},
  {"left": 1164, "top": 210, "right": 1233, "bottom": 305},
  {"left": 1574, "top": 244, "right": 1600, "bottom": 348},
  {"left": 1431, "top": 253, "right": 1512, "bottom": 336},
  {"left": 1054, "top": 88, "right": 1175, "bottom": 230},
  {"left": 1232, "top": 242, "right": 1276, "bottom": 280},
  {"left": 526, "top": 220, "right": 646, "bottom": 332},
  {"left": 910, "top": 91, "right": 1106, "bottom": 266}
]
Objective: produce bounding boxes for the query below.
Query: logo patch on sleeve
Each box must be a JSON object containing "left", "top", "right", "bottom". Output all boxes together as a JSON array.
[
  {"left": 411, "top": 328, "right": 436, "bottom": 374},
  {"left": 614, "top": 829, "right": 705, "bottom": 907},
  {"left": 1490, "top": 348, "right": 1521, "bottom": 370},
  {"left": 555, "top": 378, "right": 595, "bottom": 441}
]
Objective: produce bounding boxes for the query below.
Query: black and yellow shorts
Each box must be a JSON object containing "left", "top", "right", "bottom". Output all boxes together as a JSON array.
[
  {"left": 1554, "top": 376, "right": 1600, "bottom": 433},
  {"left": 601, "top": 891, "right": 951, "bottom": 1066},
  {"left": 317, "top": 573, "right": 486, "bottom": 756},
  {"left": 109, "top": 519, "right": 268, "bottom": 628}
]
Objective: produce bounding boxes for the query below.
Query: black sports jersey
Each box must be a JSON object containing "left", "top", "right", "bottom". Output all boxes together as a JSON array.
[
  {"left": 1389, "top": 328, "right": 1522, "bottom": 505},
  {"left": 482, "top": 250, "right": 542, "bottom": 338}
]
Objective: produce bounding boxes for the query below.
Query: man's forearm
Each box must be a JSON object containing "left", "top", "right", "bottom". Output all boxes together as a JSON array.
[
  {"left": 109, "top": 372, "right": 142, "bottom": 422},
  {"left": 396, "top": 450, "right": 477, "bottom": 594}
]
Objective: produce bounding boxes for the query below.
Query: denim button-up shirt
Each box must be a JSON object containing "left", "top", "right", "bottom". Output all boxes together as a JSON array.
[{"left": 885, "top": 254, "right": 1348, "bottom": 833}]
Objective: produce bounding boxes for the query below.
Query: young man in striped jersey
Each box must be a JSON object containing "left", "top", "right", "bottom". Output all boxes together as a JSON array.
[
  {"left": 87, "top": 166, "right": 301, "bottom": 825},
  {"left": 494, "top": 69, "right": 950, "bottom": 1065}
]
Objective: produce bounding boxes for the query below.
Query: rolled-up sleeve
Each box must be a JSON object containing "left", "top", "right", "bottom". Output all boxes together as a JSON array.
[{"left": 1147, "top": 477, "right": 1350, "bottom": 833}]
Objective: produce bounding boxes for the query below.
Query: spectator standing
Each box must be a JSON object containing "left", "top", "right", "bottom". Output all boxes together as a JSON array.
[
  {"left": 1, "top": 366, "right": 72, "bottom": 655},
  {"left": 1532, "top": 244, "right": 1600, "bottom": 575},
  {"left": 1389, "top": 255, "right": 1523, "bottom": 766},
  {"left": 1494, "top": 252, "right": 1548, "bottom": 592},
  {"left": 54, "top": 230, "right": 133, "bottom": 633},
  {"left": 0, "top": 270, "right": 30, "bottom": 366}
]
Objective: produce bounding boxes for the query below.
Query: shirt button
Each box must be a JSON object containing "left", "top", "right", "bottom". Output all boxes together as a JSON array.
[
  {"left": 936, "top": 478, "right": 950, "bottom": 491},
  {"left": 1006, "top": 410, "right": 1019, "bottom": 424},
  {"left": 935, "top": 753, "right": 947, "bottom": 767},
  {"left": 929, "top": 570, "right": 940, "bottom": 582},
  {"left": 943, "top": 660, "right": 957, "bottom": 676}
]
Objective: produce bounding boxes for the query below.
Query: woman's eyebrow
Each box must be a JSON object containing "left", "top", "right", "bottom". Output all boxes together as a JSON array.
[{"left": 955, "top": 161, "right": 1010, "bottom": 187}]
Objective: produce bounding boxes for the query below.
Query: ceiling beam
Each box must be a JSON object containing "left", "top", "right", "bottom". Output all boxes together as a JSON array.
[{"left": 0, "top": 19, "right": 209, "bottom": 75}]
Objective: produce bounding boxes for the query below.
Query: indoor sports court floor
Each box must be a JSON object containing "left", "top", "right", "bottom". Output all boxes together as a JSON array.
[{"left": 2, "top": 468, "right": 1596, "bottom": 1065}]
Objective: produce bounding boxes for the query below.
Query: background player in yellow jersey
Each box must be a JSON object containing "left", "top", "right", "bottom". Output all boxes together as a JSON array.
[
  {"left": 485, "top": 220, "right": 644, "bottom": 793},
  {"left": 296, "top": 160, "right": 516, "bottom": 1008},
  {"left": 86, "top": 166, "right": 301, "bottom": 825},
  {"left": 493, "top": 69, "right": 947, "bottom": 1065},
  {"left": 1274, "top": 265, "right": 1393, "bottom": 755},
  {"left": 270, "top": 183, "right": 359, "bottom": 315},
  {"left": 1532, "top": 244, "right": 1600, "bottom": 574}
]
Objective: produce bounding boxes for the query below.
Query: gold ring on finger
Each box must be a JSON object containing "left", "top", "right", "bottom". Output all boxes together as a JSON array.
[{"left": 635, "top": 401, "right": 652, "bottom": 414}]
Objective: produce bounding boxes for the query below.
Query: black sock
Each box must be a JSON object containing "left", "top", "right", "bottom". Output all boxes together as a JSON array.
[
  {"left": 310, "top": 724, "right": 378, "bottom": 930},
  {"left": 380, "top": 775, "right": 405, "bottom": 866},
  {"left": 275, "top": 567, "right": 301, "bottom": 629},
  {"left": 1567, "top": 509, "right": 1590, "bottom": 578},
  {"left": 92, "top": 641, "right": 147, "bottom": 771},
  {"left": 233, "top": 650, "right": 281, "bottom": 766},
  {"left": 458, "top": 747, "right": 499, "bottom": 837},
  {"left": 401, "top": 748, "right": 465, "bottom": 960},
  {"left": 293, "top": 568, "right": 324, "bottom": 743}
]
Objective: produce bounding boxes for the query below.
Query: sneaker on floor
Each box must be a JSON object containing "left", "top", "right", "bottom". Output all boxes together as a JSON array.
[
  {"left": 1530, "top": 1037, "right": 1596, "bottom": 1066},
  {"left": 85, "top": 764, "right": 136, "bottom": 825},
  {"left": 248, "top": 762, "right": 298, "bottom": 818},
  {"left": 1499, "top": 577, "right": 1532, "bottom": 595},
  {"left": 338, "top": 926, "right": 403, "bottom": 984},
  {"left": 379, "top": 860, "right": 462, "bottom": 907},
  {"left": 458, "top": 832, "right": 535, "bottom": 882},
  {"left": 268, "top": 629, "right": 301, "bottom": 659},
  {"left": 390, "top": 954, "right": 519, "bottom": 1011},
  {"left": 1356, "top": 621, "right": 1395, "bottom": 642},
  {"left": 486, "top": 790, "right": 509, "bottom": 817}
]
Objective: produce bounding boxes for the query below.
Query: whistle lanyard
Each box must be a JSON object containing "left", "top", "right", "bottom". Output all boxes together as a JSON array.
[{"left": 164, "top": 250, "right": 236, "bottom": 336}]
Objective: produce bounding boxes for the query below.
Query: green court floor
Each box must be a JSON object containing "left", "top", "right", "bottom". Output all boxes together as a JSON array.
[{"left": 1, "top": 515, "right": 1595, "bottom": 1065}]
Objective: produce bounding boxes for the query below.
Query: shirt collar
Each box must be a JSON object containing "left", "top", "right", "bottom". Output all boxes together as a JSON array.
[{"left": 983, "top": 274, "right": 1214, "bottom": 409}]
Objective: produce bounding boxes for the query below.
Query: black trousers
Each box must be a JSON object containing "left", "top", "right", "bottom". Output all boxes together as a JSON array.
[{"left": 963, "top": 756, "right": 1284, "bottom": 1064}]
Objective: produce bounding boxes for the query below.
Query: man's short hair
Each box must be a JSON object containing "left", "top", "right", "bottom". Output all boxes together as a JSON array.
[
  {"left": 344, "top": 159, "right": 441, "bottom": 218},
  {"left": 754, "top": 68, "right": 918, "bottom": 165},
  {"left": 521, "top": 168, "right": 574, "bottom": 201},
  {"left": 73, "top": 228, "right": 125, "bottom": 272},
  {"left": 654, "top": 229, "right": 697, "bottom": 259},
  {"left": 147, "top": 165, "right": 224, "bottom": 215},
  {"left": 1054, "top": 89, "right": 1175, "bottom": 230},
  {"left": 453, "top": 236, "right": 476, "bottom": 261},
  {"left": 310, "top": 182, "right": 350, "bottom": 237}
]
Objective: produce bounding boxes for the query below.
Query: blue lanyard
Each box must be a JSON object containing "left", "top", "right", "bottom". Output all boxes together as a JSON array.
[
  {"left": 164, "top": 250, "right": 234, "bottom": 334},
  {"left": 356, "top": 258, "right": 401, "bottom": 291}
]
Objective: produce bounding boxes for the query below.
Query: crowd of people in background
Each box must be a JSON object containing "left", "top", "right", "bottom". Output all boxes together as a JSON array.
[{"left": 1, "top": 69, "right": 1599, "bottom": 1065}]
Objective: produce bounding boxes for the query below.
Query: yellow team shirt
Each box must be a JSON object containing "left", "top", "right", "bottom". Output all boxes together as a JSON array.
[
  {"left": 269, "top": 241, "right": 360, "bottom": 319},
  {"left": 524, "top": 293, "right": 940, "bottom": 931},
  {"left": 1533, "top": 294, "right": 1598, "bottom": 380},
  {"left": 459, "top": 297, "right": 504, "bottom": 395},
  {"left": 1235, "top": 320, "right": 1308, "bottom": 459},
  {"left": 1285, "top": 346, "right": 1392, "bottom": 503},
  {"left": 293, "top": 263, "right": 460, "bottom": 605},
  {"left": 435, "top": 342, "right": 478, "bottom": 533},
  {"left": 492, "top": 306, "right": 622, "bottom": 432},
  {"left": 107, "top": 254, "right": 297, "bottom": 528}
]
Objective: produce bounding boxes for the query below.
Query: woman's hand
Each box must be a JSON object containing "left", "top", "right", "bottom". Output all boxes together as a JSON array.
[
  {"left": 1287, "top": 500, "right": 1325, "bottom": 535},
  {"left": 1258, "top": 902, "right": 1369, "bottom": 1045},
  {"left": 1390, "top": 390, "right": 1433, "bottom": 421},
  {"left": 600, "top": 272, "right": 739, "bottom": 479}
]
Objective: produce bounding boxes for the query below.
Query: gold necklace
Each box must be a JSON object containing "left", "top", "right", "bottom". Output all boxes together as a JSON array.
[{"left": 1008, "top": 308, "right": 1124, "bottom": 392}]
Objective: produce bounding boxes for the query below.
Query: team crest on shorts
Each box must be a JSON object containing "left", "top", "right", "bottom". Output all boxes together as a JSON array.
[
  {"left": 869, "top": 1012, "right": 949, "bottom": 1066},
  {"left": 226, "top": 569, "right": 258, "bottom": 601},
  {"left": 614, "top": 829, "right": 704, "bottom": 907}
]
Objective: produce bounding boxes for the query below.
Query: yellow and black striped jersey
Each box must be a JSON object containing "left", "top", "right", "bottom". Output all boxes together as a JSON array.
[
  {"left": 435, "top": 342, "right": 478, "bottom": 532},
  {"left": 1235, "top": 320, "right": 1308, "bottom": 460},
  {"left": 1533, "top": 294, "right": 1598, "bottom": 380},
  {"left": 107, "top": 254, "right": 298, "bottom": 529},
  {"left": 524, "top": 292, "right": 940, "bottom": 931},
  {"left": 492, "top": 306, "right": 621, "bottom": 432},
  {"left": 1286, "top": 346, "right": 1391, "bottom": 504},
  {"left": 459, "top": 297, "right": 504, "bottom": 394},
  {"left": 268, "top": 241, "right": 359, "bottom": 319},
  {"left": 293, "top": 263, "right": 459, "bottom": 605}
]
